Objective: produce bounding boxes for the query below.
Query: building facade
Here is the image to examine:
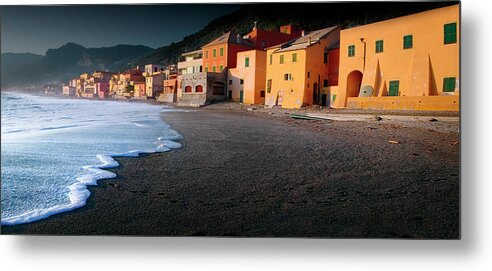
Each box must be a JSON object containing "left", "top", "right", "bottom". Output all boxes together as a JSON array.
[
  {"left": 333, "top": 4, "right": 459, "bottom": 111},
  {"left": 202, "top": 31, "right": 256, "bottom": 72},
  {"left": 62, "top": 78, "right": 77, "bottom": 96},
  {"left": 265, "top": 26, "right": 341, "bottom": 108},
  {"left": 179, "top": 70, "right": 227, "bottom": 107},
  {"left": 143, "top": 64, "right": 169, "bottom": 98},
  {"left": 227, "top": 50, "right": 267, "bottom": 104}
]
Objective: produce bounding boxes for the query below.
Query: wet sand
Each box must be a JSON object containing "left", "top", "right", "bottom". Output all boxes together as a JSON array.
[{"left": 1, "top": 109, "right": 460, "bottom": 238}]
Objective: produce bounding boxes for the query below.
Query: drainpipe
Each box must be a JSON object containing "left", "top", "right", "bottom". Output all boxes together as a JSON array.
[{"left": 360, "top": 38, "right": 366, "bottom": 72}]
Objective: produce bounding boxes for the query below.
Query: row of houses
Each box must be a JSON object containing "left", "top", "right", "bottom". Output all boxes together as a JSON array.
[{"left": 63, "top": 4, "right": 459, "bottom": 111}]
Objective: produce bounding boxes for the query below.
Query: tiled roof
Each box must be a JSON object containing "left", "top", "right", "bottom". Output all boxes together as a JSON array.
[
  {"left": 273, "top": 26, "right": 339, "bottom": 53},
  {"left": 203, "top": 31, "right": 255, "bottom": 48}
]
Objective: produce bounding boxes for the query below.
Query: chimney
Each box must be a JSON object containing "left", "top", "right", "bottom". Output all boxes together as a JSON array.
[
  {"left": 308, "top": 37, "right": 312, "bottom": 45},
  {"left": 301, "top": 30, "right": 305, "bottom": 36}
]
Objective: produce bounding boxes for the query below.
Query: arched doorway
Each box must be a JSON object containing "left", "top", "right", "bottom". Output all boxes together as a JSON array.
[
  {"left": 313, "top": 82, "right": 318, "bottom": 104},
  {"left": 184, "top": 86, "right": 192, "bottom": 93},
  {"left": 346, "top": 70, "right": 363, "bottom": 97},
  {"left": 195, "top": 85, "right": 203, "bottom": 93}
]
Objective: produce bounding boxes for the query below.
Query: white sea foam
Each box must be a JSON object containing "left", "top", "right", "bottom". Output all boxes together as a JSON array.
[{"left": 1, "top": 92, "right": 183, "bottom": 225}]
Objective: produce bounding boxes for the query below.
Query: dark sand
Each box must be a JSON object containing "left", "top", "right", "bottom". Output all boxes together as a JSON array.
[{"left": 1, "top": 109, "right": 460, "bottom": 238}]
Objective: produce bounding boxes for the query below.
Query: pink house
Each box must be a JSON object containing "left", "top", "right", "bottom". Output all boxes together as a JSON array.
[{"left": 96, "top": 82, "right": 110, "bottom": 99}]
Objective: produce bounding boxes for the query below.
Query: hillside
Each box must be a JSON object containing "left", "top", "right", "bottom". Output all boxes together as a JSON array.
[
  {"left": 137, "top": 1, "right": 457, "bottom": 65},
  {"left": 1, "top": 43, "right": 154, "bottom": 88},
  {"left": 1, "top": 1, "right": 457, "bottom": 88}
]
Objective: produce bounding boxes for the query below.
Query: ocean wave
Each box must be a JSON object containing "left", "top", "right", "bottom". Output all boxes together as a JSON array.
[
  {"left": 1, "top": 140, "right": 182, "bottom": 226},
  {"left": 1, "top": 91, "right": 185, "bottom": 226}
]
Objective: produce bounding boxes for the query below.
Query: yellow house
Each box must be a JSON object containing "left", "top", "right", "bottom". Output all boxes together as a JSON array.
[
  {"left": 333, "top": 4, "right": 460, "bottom": 111},
  {"left": 227, "top": 49, "right": 267, "bottom": 104},
  {"left": 265, "top": 26, "right": 340, "bottom": 108}
]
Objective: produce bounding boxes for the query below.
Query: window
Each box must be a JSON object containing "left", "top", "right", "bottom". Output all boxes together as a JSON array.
[
  {"left": 212, "top": 66, "right": 216, "bottom": 72},
  {"left": 184, "top": 86, "right": 192, "bottom": 93},
  {"left": 375, "top": 40, "right": 384, "bottom": 53},
  {"left": 403, "top": 35, "right": 413, "bottom": 49},
  {"left": 443, "top": 77, "right": 456, "bottom": 92},
  {"left": 205, "top": 51, "right": 208, "bottom": 58},
  {"left": 240, "top": 79, "right": 244, "bottom": 85},
  {"left": 213, "top": 49, "right": 217, "bottom": 57},
  {"left": 292, "top": 53, "right": 297, "bottom": 63},
  {"left": 269, "top": 54, "right": 273, "bottom": 65},
  {"left": 280, "top": 55, "right": 284, "bottom": 64},
  {"left": 219, "top": 65, "right": 223, "bottom": 71},
  {"left": 332, "top": 94, "right": 337, "bottom": 102},
  {"left": 323, "top": 80, "right": 328, "bottom": 87},
  {"left": 307, "top": 72, "right": 310, "bottom": 78},
  {"left": 229, "top": 80, "right": 232, "bottom": 85},
  {"left": 444, "top": 23, "right": 457, "bottom": 44},
  {"left": 284, "top": 73, "right": 292, "bottom": 81},
  {"left": 348, "top": 45, "right": 355, "bottom": 57},
  {"left": 260, "top": 90, "right": 265, "bottom": 98},
  {"left": 220, "top": 47, "right": 224, "bottom": 56},
  {"left": 245, "top": 57, "right": 250, "bottom": 67},
  {"left": 267, "top": 79, "right": 272, "bottom": 93},
  {"left": 195, "top": 85, "right": 203, "bottom": 93},
  {"left": 323, "top": 52, "right": 328, "bottom": 63},
  {"left": 388, "top": 80, "right": 399, "bottom": 96},
  {"left": 205, "top": 67, "right": 208, "bottom": 72}
]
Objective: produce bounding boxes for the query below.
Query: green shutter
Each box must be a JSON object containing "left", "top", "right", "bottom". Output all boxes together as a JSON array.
[
  {"left": 213, "top": 49, "right": 216, "bottom": 57},
  {"left": 212, "top": 66, "right": 216, "bottom": 72},
  {"left": 245, "top": 57, "right": 250, "bottom": 67},
  {"left": 443, "top": 77, "right": 456, "bottom": 92},
  {"left": 332, "top": 94, "right": 337, "bottom": 102},
  {"left": 220, "top": 47, "right": 224, "bottom": 56},
  {"left": 292, "top": 53, "right": 297, "bottom": 62},
  {"left": 403, "top": 35, "right": 413, "bottom": 49},
  {"left": 376, "top": 40, "right": 384, "bottom": 53},
  {"left": 348, "top": 45, "right": 355, "bottom": 57},
  {"left": 280, "top": 55, "right": 284, "bottom": 64},
  {"left": 269, "top": 54, "right": 273, "bottom": 65},
  {"left": 444, "top": 23, "right": 457, "bottom": 44},
  {"left": 388, "top": 80, "right": 399, "bottom": 96},
  {"left": 219, "top": 65, "right": 223, "bottom": 71}
]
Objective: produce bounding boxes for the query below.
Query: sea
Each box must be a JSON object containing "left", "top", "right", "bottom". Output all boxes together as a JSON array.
[{"left": 1, "top": 92, "right": 182, "bottom": 225}]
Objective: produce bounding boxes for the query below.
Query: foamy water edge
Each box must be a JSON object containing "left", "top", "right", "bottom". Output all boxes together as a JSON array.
[{"left": 1, "top": 137, "right": 182, "bottom": 226}]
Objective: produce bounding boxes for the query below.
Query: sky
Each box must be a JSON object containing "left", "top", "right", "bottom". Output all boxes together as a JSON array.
[{"left": 0, "top": 4, "right": 241, "bottom": 55}]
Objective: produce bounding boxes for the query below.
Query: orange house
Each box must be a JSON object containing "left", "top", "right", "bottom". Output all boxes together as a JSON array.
[
  {"left": 333, "top": 4, "right": 459, "bottom": 111},
  {"left": 202, "top": 31, "right": 255, "bottom": 72}
]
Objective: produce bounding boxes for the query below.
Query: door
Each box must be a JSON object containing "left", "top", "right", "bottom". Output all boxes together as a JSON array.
[
  {"left": 240, "top": 90, "right": 244, "bottom": 103},
  {"left": 321, "top": 94, "right": 327, "bottom": 106}
]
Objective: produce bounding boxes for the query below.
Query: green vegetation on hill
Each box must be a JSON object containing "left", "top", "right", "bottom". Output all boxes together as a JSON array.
[
  {"left": 1, "top": 1, "right": 457, "bottom": 89},
  {"left": 137, "top": 1, "right": 456, "bottom": 65}
]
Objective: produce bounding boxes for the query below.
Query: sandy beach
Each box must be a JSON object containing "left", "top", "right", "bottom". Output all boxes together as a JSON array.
[{"left": 1, "top": 106, "right": 460, "bottom": 238}]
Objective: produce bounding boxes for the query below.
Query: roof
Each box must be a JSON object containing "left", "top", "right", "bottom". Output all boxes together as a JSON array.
[
  {"left": 272, "top": 26, "right": 339, "bottom": 53},
  {"left": 181, "top": 49, "right": 202, "bottom": 57},
  {"left": 203, "top": 31, "right": 255, "bottom": 48}
]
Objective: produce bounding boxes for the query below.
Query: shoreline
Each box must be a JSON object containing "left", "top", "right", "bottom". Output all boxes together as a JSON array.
[
  {"left": 1, "top": 92, "right": 183, "bottom": 227},
  {"left": 1, "top": 106, "right": 459, "bottom": 238}
]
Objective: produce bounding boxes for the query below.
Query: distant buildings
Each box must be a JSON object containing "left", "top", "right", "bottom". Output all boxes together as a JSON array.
[
  {"left": 62, "top": 4, "right": 458, "bottom": 111},
  {"left": 62, "top": 78, "right": 77, "bottom": 96}
]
